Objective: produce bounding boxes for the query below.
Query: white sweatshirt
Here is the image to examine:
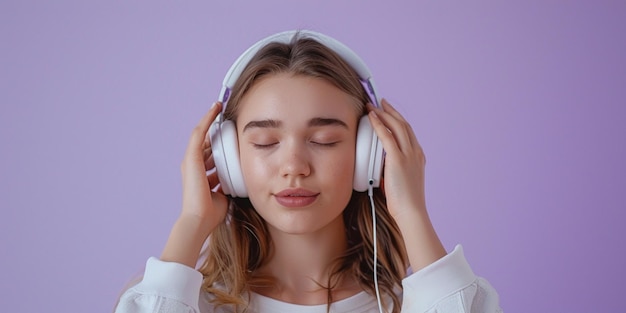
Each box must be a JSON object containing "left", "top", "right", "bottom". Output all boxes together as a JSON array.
[{"left": 115, "top": 245, "right": 502, "bottom": 313}]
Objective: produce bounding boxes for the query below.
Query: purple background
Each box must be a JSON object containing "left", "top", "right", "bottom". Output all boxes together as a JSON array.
[{"left": 1, "top": 1, "right": 625, "bottom": 312}]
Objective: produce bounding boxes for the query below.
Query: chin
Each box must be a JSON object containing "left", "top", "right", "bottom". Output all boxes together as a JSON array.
[{"left": 268, "top": 210, "right": 346, "bottom": 236}]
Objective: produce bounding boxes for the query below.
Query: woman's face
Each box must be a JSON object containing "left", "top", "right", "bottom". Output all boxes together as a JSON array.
[{"left": 236, "top": 72, "right": 361, "bottom": 235}]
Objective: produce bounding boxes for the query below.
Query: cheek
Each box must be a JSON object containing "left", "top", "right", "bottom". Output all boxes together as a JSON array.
[
  {"left": 326, "top": 152, "right": 355, "bottom": 210},
  {"left": 326, "top": 151, "right": 356, "bottom": 188},
  {"left": 239, "top": 146, "right": 268, "bottom": 190},
  {"left": 238, "top": 146, "right": 277, "bottom": 214}
]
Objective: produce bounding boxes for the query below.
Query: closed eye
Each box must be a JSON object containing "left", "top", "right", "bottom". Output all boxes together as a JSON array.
[
  {"left": 311, "top": 141, "right": 339, "bottom": 147},
  {"left": 252, "top": 142, "right": 278, "bottom": 149}
]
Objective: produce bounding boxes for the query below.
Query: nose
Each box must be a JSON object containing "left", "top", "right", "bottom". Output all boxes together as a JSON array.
[{"left": 278, "top": 141, "right": 311, "bottom": 178}]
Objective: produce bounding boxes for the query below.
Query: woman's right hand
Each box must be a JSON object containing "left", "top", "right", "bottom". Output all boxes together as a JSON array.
[
  {"left": 161, "top": 102, "right": 229, "bottom": 267},
  {"left": 180, "top": 101, "right": 228, "bottom": 226}
]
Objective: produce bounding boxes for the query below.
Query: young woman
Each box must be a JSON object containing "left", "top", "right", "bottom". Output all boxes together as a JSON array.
[{"left": 115, "top": 30, "right": 502, "bottom": 313}]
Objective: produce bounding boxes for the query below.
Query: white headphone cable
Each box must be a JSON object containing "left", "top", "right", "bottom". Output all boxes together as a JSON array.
[{"left": 368, "top": 181, "right": 384, "bottom": 313}]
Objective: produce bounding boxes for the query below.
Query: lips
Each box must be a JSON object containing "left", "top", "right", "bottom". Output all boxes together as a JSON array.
[{"left": 274, "top": 188, "right": 319, "bottom": 208}]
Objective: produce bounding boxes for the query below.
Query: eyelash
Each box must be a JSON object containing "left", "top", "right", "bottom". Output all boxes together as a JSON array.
[
  {"left": 312, "top": 141, "right": 338, "bottom": 147},
  {"left": 251, "top": 141, "right": 339, "bottom": 149},
  {"left": 252, "top": 143, "right": 277, "bottom": 149}
]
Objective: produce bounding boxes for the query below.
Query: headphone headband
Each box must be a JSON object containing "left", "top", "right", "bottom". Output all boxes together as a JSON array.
[{"left": 218, "top": 30, "right": 380, "bottom": 107}]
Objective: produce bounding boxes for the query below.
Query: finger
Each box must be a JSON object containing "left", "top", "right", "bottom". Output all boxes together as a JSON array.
[
  {"left": 204, "top": 150, "right": 215, "bottom": 170},
  {"left": 203, "top": 147, "right": 215, "bottom": 169},
  {"left": 207, "top": 169, "right": 221, "bottom": 188},
  {"left": 185, "top": 102, "right": 222, "bottom": 158},
  {"left": 368, "top": 109, "right": 399, "bottom": 151},
  {"left": 381, "top": 99, "right": 422, "bottom": 146},
  {"left": 380, "top": 98, "right": 406, "bottom": 122},
  {"left": 370, "top": 106, "right": 414, "bottom": 152}
]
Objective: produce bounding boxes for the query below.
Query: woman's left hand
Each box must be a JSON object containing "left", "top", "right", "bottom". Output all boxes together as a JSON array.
[
  {"left": 367, "top": 99, "right": 427, "bottom": 218},
  {"left": 367, "top": 98, "right": 446, "bottom": 271}
]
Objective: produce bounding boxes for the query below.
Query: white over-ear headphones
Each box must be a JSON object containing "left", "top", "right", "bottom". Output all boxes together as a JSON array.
[{"left": 209, "top": 30, "right": 384, "bottom": 198}]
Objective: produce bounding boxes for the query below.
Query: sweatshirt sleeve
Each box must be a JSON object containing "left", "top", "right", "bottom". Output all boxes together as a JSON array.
[
  {"left": 115, "top": 257, "right": 204, "bottom": 313},
  {"left": 400, "top": 245, "right": 502, "bottom": 313}
]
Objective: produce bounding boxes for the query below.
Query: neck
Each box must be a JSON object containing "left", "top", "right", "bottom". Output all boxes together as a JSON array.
[{"left": 252, "top": 214, "right": 360, "bottom": 304}]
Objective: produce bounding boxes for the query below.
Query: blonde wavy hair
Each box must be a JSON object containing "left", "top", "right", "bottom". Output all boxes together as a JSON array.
[{"left": 199, "top": 34, "right": 409, "bottom": 313}]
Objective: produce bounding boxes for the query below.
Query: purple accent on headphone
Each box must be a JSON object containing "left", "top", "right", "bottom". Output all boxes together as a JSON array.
[
  {"left": 222, "top": 87, "right": 231, "bottom": 104},
  {"left": 361, "top": 79, "right": 379, "bottom": 107}
]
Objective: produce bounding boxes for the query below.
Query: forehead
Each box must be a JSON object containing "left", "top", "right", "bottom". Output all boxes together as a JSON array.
[{"left": 236, "top": 73, "right": 362, "bottom": 123}]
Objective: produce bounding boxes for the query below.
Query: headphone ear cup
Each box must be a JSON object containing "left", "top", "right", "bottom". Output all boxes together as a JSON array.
[
  {"left": 209, "top": 120, "right": 248, "bottom": 197},
  {"left": 354, "top": 115, "right": 384, "bottom": 192}
]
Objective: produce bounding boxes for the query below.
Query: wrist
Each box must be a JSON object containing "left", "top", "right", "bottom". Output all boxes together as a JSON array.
[
  {"left": 176, "top": 213, "right": 215, "bottom": 237},
  {"left": 392, "top": 207, "right": 446, "bottom": 271},
  {"left": 160, "top": 215, "right": 214, "bottom": 268},
  {"left": 389, "top": 201, "right": 427, "bottom": 225}
]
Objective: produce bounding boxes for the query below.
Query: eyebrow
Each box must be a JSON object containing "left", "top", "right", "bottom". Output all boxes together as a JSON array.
[
  {"left": 242, "top": 117, "right": 348, "bottom": 132},
  {"left": 308, "top": 117, "right": 348, "bottom": 129},
  {"left": 243, "top": 119, "right": 281, "bottom": 132}
]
